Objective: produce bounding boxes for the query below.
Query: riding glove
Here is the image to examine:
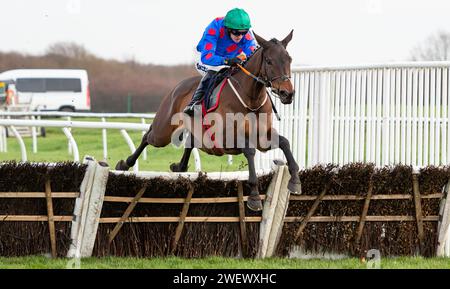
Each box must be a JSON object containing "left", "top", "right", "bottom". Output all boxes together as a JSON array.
[{"left": 224, "top": 57, "right": 243, "bottom": 66}]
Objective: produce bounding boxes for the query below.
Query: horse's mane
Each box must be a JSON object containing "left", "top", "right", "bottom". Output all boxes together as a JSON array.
[
  {"left": 242, "top": 45, "right": 262, "bottom": 66},
  {"left": 242, "top": 38, "right": 281, "bottom": 66},
  {"left": 225, "top": 45, "right": 262, "bottom": 77},
  {"left": 268, "top": 38, "right": 282, "bottom": 45}
]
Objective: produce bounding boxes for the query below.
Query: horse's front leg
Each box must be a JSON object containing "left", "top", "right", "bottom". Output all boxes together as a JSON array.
[
  {"left": 277, "top": 135, "right": 301, "bottom": 194},
  {"left": 242, "top": 145, "right": 263, "bottom": 211}
]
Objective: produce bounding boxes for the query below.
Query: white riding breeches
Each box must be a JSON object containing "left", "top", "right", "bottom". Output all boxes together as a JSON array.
[{"left": 195, "top": 51, "right": 229, "bottom": 76}]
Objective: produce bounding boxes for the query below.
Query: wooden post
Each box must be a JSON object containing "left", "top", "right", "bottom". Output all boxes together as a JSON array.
[
  {"left": 237, "top": 182, "right": 248, "bottom": 257},
  {"left": 437, "top": 178, "right": 450, "bottom": 256},
  {"left": 170, "top": 186, "right": 194, "bottom": 255},
  {"left": 412, "top": 173, "right": 425, "bottom": 254},
  {"left": 265, "top": 166, "right": 292, "bottom": 257},
  {"left": 45, "top": 179, "right": 57, "bottom": 258},
  {"left": 295, "top": 184, "right": 329, "bottom": 241},
  {"left": 258, "top": 164, "right": 286, "bottom": 258},
  {"left": 355, "top": 179, "right": 374, "bottom": 244},
  {"left": 108, "top": 185, "right": 147, "bottom": 244}
]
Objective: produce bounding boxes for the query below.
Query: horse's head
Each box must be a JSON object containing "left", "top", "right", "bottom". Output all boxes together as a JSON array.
[{"left": 253, "top": 30, "right": 295, "bottom": 104}]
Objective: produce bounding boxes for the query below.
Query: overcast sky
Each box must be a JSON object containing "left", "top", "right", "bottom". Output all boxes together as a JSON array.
[{"left": 1, "top": 0, "right": 450, "bottom": 66}]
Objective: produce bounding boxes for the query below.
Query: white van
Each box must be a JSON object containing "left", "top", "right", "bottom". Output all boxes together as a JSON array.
[{"left": 0, "top": 69, "right": 90, "bottom": 111}]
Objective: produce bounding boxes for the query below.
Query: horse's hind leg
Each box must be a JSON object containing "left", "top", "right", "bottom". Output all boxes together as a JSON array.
[
  {"left": 115, "top": 126, "right": 152, "bottom": 171},
  {"left": 170, "top": 148, "right": 192, "bottom": 172},
  {"left": 170, "top": 133, "right": 194, "bottom": 172},
  {"left": 242, "top": 145, "right": 263, "bottom": 212}
]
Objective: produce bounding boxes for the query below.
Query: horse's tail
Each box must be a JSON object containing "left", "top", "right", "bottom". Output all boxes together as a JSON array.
[{"left": 145, "top": 123, "right": 152, "bottom": 138}]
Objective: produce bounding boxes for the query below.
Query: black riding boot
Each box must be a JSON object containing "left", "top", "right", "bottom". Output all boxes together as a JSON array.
[{"left": 183, "top": 70, "right": 216, "bottom": 116}]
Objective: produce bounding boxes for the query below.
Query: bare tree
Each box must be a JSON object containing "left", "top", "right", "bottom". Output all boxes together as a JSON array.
[
  {"left": 46, "top": 42, "right": 92, "bottom": 59},
  {"left": 410, "top": 30, "right": 450, "bottom": 61}
]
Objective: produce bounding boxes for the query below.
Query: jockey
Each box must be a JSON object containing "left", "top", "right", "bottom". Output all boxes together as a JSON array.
[{"left": 183, "top": 8, "right": 257, "bottom": 116}]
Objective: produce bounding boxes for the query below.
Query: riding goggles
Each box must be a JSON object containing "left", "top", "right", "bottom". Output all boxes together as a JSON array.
[{"left": 229, "top": 29, "right": 248, "bottom": 36}]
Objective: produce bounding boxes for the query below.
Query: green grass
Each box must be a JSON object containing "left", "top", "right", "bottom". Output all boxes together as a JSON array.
[
  {"left": 0, "top": 256, "right": 449, "bottom": 269},
  {"left": 0, "top": 117, "right": 248, "bottom": 172}
]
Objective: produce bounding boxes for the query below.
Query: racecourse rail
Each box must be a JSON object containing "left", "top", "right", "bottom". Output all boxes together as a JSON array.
[
  {"left": 0, "top": 112, "right": 153, "bottom": 159},
  {"left": 0, "top": 111, "right": 236, "bottom": 170},
  {"left": 0, "top": 118, "right": 201, "bottom": 173}
]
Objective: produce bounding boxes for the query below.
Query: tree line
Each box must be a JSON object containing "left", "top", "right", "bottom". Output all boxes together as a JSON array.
[{"left": 0, "top": 42, "right": 198, "bottom": 112}]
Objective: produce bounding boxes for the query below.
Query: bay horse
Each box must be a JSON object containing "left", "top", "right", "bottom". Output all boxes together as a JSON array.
[{"left": 115, "top": 31, "right": 301, "bottom": 211}]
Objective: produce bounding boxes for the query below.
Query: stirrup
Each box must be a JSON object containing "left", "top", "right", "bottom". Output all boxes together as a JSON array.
[{"left": 183, "top": 103, "right": 198, "bottom": 116}]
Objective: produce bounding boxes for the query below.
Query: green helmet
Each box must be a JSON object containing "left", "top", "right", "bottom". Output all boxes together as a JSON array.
[{"left": 224, "top": 8, "right": 251, "bottom": 30}]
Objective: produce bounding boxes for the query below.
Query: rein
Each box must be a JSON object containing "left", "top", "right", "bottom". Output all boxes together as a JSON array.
[
  {"left": 236, "top": 59, "right": 291, "bottom": 89},
  {"left": 234, "top": 59, "right": 284, "bottom": 120},
  {"left": 236, "top": 63, "right": 268, "bottom": 86}
]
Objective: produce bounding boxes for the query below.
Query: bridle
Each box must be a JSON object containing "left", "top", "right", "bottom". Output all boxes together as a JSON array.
[
  {"left": 231, "top": 48, "right": 291, "bottom": 120},
  {"left": 261, "top": 54, "right": 292, "bottom": 89},
  {"left": 236, "top": 50, "right": 291, "bottom": 90}
]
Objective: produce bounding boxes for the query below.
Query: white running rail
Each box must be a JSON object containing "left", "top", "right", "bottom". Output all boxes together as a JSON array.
[
  {"left": 256, "top": 61, "right": 450, "bottom": 170},
  {"left": 0, "top": 118, "right": 202, "bottom": 172},
  {"left": 0, "top": 111, "right": 235, "bottom": 166}
]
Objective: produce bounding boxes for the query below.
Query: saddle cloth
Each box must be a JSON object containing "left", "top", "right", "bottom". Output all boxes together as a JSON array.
[{"left": 201, "top": 78, "right": 227, "bottom": 115}]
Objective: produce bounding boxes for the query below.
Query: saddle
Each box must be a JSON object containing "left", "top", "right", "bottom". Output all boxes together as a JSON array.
[{"left": 201, "top": 68, "right": 232, "bottom": 115}]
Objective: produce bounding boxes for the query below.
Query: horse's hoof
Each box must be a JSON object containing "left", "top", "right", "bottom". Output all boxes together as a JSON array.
[
  {"left": 115, "top": 160, "right": 130, "bottom": 171},
  {"left": 247, "top": 194, "right": 263, "bottom": 211},
  {"left": 288, "top": 180, "right": 302, "bottom": 195},
  {"left": 170, "top": 163, "right": 180, "bottom": 172},
  {"left": 170, "top": 163, "right": 188, "bottom": 173}
]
